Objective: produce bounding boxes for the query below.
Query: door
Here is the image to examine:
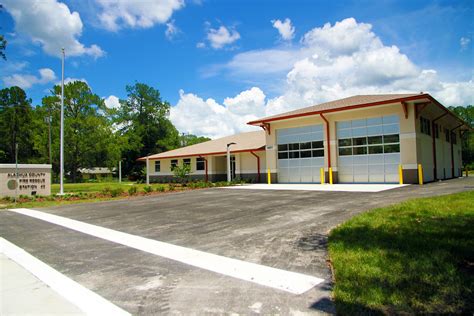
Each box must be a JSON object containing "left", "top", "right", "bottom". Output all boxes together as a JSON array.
[
  {"left": 337, "top": 115, "right": 401, "bottom": 183},
  {"left": 276, "top": 124, "right": 325, "bottom": 183}
]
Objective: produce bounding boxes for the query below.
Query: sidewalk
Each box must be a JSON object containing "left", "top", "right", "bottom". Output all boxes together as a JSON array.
[{"left": 0, "top": 253, "right": 85, "bottom": 315}]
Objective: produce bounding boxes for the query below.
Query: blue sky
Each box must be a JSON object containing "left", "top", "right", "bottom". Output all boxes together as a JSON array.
[{"left": 1, "top": 0, "right": 473, "bottom": 138}]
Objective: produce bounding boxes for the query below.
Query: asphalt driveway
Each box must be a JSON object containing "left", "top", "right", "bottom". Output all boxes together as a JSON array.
[{"left": 1, "top": 177, "right": 472, "bottom": 315}]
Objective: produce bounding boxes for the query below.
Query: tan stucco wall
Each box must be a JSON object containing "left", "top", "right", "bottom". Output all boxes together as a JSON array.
[
  {"left": 414, "top": 105, "right": 463, "bottom": 182},
  {"left": 148, "top": 151, "right": 266, "bottom": 178},
  {"left": 0, "top": 164, "right": 51, "bottom": 197},
  {"left": 265, "top": 102, "right": 418, "bottom": 174}
]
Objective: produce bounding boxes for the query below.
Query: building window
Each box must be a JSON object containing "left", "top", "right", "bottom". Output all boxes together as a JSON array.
[
  {"left": 196, "top": 158, "right": 205, "bottom": 170},
  {"left": 183, "top": 158, "right": 191, "bottom": 167},
  {"left": 155, "top": 161, "right": 160, "bottom": 172},
  {"left": 433, "top": 123, "right": 439, "bottom": 138},
  {"left": 420, "top": 117, "right": 431, "bottom": 136},
  {"left": 171, "top": 159, "right": 178, "bottom": 170},
  {"left": 444, "top": 128, "right": 450, "bottom": 142}
]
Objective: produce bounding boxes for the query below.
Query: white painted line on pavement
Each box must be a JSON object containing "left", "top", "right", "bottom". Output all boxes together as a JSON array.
[
  {"left": 0, "top": 237, "right": 130, "bottom": 316},
  {"left": 223, "top": 183, "right": 409, "bottom": 192},
  {"left": 9, "top": 208, "right": 324, "bottom": 295}
]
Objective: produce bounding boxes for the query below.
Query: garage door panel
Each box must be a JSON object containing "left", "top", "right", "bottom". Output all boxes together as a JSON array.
[
  {"left": 289, "top": 168, "right": 300, "bottom": 182},
  {"left": 300, "top": 167, "right": 313, "bottom": 182},
  {"left": 337, "top": 115, "right": 400, "bottom": 184},
  {"left": 276, "top": 124, "right": 325, "bottom": 183},
  {"left": 385, "top": 174, "right": 399, "bottom": 183}
]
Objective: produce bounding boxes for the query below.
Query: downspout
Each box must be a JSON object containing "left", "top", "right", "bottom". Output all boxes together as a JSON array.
[
  {"left": 320, "top": 113, "right": 331, "bottom": 169},
  {"left": 450, "top": 124, "right": 463, "bottom": 178},
  {"left": 431, "top": 113, "right": 448, "bottom": 180},
  {"left": 250, "top": 151, "right": 261, "bottom": 183}
]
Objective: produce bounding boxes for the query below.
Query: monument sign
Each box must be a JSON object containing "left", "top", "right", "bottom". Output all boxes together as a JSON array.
[{"left": 0, "top": 164, "right": 52, "bottom": 197}]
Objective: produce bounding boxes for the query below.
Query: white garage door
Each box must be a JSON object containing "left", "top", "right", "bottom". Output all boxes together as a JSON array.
[
  {"left": 277, "top": 125, "right": 325, "bottom": 183},
  {"left": 337, "top": 115, "right": 401, "bottom": 183}
]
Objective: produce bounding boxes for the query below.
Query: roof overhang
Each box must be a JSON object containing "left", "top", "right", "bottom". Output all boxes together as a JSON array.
[
  {"left": 247, "top": 94, "right": 471, "bottom": 130},
  {"left": 137, "top": 147, "right": 265, "bottom": 161}
]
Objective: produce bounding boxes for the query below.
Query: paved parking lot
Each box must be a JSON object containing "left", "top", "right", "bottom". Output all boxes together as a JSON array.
[{"left": 1, "top": 177, "right": 472, "bottom": 315}]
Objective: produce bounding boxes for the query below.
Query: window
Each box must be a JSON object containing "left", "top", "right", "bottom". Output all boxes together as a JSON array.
[
  {"left": 196, "top": 158, "right": 205, "bottom": 171},
  {"left": 420, "top": 117, "right": 431, "bottom": 135},
  {"left": 183, "top": 158, "right": 191, "bottom": 167},
  {"left": 171, "top": 159, "right": 178, "bottom": 170},
  {"left": 278, "top": 140, "right": 325, "bottom": 160},
  {"left": 154, "top": 161, "right": 160, "bottom": 172}
]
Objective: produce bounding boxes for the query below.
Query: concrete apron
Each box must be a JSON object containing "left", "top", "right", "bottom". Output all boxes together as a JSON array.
[{"left": 224, "top": 183, "right": 410, "bottom": 192}]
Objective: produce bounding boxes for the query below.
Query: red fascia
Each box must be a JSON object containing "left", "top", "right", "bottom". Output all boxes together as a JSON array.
[
  {"left": 248, "top": 94, "right": 432, "bottom": 125},
  {"left": 320, "top": 113, "right": 331, "bottom": 168},
  {"left": 138, "top": 147, "right": 265, "bottom": 161}
]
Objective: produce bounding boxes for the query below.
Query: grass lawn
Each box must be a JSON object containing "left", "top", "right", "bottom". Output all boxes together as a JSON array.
[
  {"left": 328, "top": 191, "right": 474, "bottom": 315},
  {"left": 51, "top": 181, "right": 138, "bottom": 194}
]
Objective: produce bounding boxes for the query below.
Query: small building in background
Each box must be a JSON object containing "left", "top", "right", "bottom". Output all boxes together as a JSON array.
[
  {"left": 0, "top": 164, "right": 52, "bottom": 197},
  {"left": 78, "top": 167, "right": 116, "bottom": 181}
]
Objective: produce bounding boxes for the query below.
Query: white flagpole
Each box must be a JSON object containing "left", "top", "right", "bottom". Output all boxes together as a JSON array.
[{"left": 59, "top": 48, "right": 65, "bottom": 195}]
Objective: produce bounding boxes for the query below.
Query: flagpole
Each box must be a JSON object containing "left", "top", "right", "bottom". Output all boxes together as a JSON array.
[{"left": 59, "top": 48, "right": 65, "bottom": 195}]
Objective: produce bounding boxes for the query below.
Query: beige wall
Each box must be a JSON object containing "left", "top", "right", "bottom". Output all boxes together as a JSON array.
[
  {"left": 265, "top": 102, "right": 418, "bottom": 174},
  {"left": 148, "top": 151, "right": 266, "bottom": 177},
  {"left": 0, "top": 164, "right": 51, "bottom": 197},
  {"left": 414, "top": 104, "right": 463, "bottom": 182}
]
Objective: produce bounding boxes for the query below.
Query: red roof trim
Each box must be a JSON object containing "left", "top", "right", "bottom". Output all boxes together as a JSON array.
[
  {"left": 247, "top": 94, "right": 431, "bottom": 125},
  {"left": 137, "top": 147, "right": 265, "bottom": 161}
]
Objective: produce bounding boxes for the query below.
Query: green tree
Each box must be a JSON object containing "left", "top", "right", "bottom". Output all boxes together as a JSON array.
[
  {"left": 0, "top": 86, "right": 38, "bottom": 163},
  {"left": 179, "top": 134, "right": 211, "bottom": 147},
  {"left": 114, "top": 83, "right": 180, "bottom": 178},
  {"left": 449, "top": 105, "right": 473, "bottom": 167},
  {"left": 40, "top": 81, "right": 122, "bottom": 182}
]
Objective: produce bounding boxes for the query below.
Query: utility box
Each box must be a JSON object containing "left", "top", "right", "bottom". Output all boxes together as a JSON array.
[{"left": 0, "top": 164, "right": 52, "bottom": 197}]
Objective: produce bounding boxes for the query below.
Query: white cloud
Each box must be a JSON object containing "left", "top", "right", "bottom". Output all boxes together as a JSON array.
[
  {"left": 196, "top": 42, "right": 206, "bottom": 49},
  {"left": 95, "top": 0, "right": 184, "bottom": 31},
  {"left": 104, "top": 95, "right": 121, "bottom": 109},
  {"left": 206, "top": 25, "right": 240, "bottom": 49},
  {"left": 165, "top": 20, "right": 180, "bottom": 40},
  {"left": 271, "top": 18, "right": 295, "bottom": 41},
  {"left": 170, "top": 88, "right": 264, "bottom": 139},
  {"left": 460, "top": 37, "right": 471, "bottom": 51},
  {"left": 176, "top": 17, "right": 474, "bottom": 138},
  {"left": 3, "top": 68, "right": 56, "bottom": 89},
  {"left": 2, "top": 0, "right": 104, "bottom": 58}
]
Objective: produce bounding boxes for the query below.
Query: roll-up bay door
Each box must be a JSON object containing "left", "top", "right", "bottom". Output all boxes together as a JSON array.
[
  {"left": 276, "top": 124, "right": 325, "bottom": 183},
  {"left": 337, "top": 115, "right": 401, "bottom": 183}
]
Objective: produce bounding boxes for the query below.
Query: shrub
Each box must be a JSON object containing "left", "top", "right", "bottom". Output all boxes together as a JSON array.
[
  {"left": 172, "top": 164, "right": 192, "bottom": 183},
  {"left": 143, "top": 186, "right": 153, "bottom": 193},
  {"left": 128, "top": 186, "right": 138, "bottom": 196},
  {"left": 156, "top": 185, "right": 165, "bottom": 192},
  {"left": 110, "top": 188, "right": 124, "bottom": 197},
  {"left": 168, "top": 183, "right": 176, "bottom": 191},
  {"left": 101, "top": 187, "right": 112, "bottom": 196}
]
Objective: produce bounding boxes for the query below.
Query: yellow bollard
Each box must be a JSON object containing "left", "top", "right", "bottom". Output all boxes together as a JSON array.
[
  {"left": 418, "top": 164, "right": 423, "bottom": 185},
  {"left": 399, "top": 164, "right": 404, "bottom": 185},
  {"left": 320, "top": 168, "right": 325, "bottom": 184},
  {"left": 267, "top": 168, "right": 271, "bottom": 184},
  {"left": 329, "top": 167, "right": 333, "bottom": 185}
]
